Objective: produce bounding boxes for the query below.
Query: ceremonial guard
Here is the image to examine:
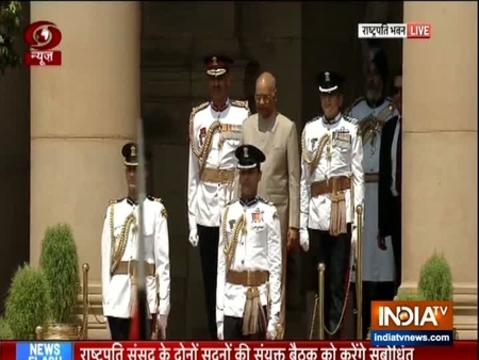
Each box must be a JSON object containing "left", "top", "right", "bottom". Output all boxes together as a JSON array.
[
  {"left": 346, "top": 49, "right": 398, "bottom": 336},
  {"left": 299, "top": 72, "right": 364, "bottom": 339},
  {"left": 187, "top": 54, "right": 250, "bottom": 339},
  {"left": 101, "top": 142, "right": 170, "bottom": 340},
  {"left": 216, "top": 145, "right": 282, "bottom": 340}
]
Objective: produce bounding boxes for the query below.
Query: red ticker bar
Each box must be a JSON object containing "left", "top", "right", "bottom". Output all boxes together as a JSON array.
[{"left": 0, "top": 340, "right": 477, "bottom": 360}]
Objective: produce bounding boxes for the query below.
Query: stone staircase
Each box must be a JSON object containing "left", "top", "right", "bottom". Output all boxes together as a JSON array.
[
  {"left": 454, "top": 293, "right": 478, "bottom": 340},
  {"left": 455, "top": 315, "right": 477, "bottom": 340}
]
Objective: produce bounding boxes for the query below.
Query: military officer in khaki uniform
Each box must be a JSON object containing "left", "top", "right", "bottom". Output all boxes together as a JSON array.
[
  {"left": 240, "top": 72, "right": 300, "bottom": 338},
  {"left": 346, "top": 49, "right": 398, "bottom": 338},
  {"left": 300, "top": 72, "right": 365, "bottom": 339},
  {"left": 187, "top": 55, "right": 250, "bottom": 339},
  {"left": 217, "top": 145, "right": 282, "bottom": 340},
  {"left": 101, "top": 142, "right": 170, "bottom": 340}
]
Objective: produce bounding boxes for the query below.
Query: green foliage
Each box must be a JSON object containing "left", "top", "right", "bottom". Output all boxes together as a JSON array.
[
  {"left": 0, "top": 1, "right": 22, "bottom": 74},
  {"left": 0, "top": 317, "right": 13, "bottom": 339},
  {"left": 4, "top": 264, "right": 51, "bottom": 339},
  {"left": 395, "top": 290, "right": 426, "bottom": 301},
  {"left": 418, "top": 253, "right": 453, "bottom": 301},
  {"left": 40, "top": 223, "right": 80, "bottom": 324}
]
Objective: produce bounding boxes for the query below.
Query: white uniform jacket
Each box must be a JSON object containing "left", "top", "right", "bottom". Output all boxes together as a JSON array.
[
  {"left": 347, "top": 97, "right": 398, "bottom": 282},
  {"left": 300, "top": 113, "right": 365, "bottom": 231},
  {"left": 188, "top": 99, "right": 250, "bottom": 230},
  {"left": 101, "top": 196, "right": 170, "bottom": 318},
  {"left": 216, "top": 197, "right": 282, "bottom": 332}
]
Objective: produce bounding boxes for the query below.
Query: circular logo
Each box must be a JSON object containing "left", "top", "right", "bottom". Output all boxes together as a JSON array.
[
  {"left": 35, "top": 28, "right": 52, "bottom": 43},
  {"left": 24, "top": 21, "right": 62, "bottom": 51},
  {"left": 399, "top": 309, "right": 410, "bottom": 322}
]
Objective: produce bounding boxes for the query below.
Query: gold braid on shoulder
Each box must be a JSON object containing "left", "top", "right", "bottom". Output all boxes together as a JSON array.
[
  {"left": 188, "top": 103, "right": 222, "bottom": 174},
  {"left": 223, "top": 209, "right": 247, "bottom": 272},
  {"left": 231, "top": 99, "right": 251, "bottom": 116},
  {"left": 109, "top": 204, "right": 137, "bottom": 274},
  {"left": 301, "top": 131, "right": 330, "bottom": 175},
  {"left": 188, "top": 102, "right": 209, "bottom": 158},
  {"left": 358, "top": 104, "right": 395, "bottom": 141}
]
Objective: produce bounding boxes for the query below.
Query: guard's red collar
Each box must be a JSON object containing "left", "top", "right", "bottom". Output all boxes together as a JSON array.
[{"left": 211, "top": 102, "right": 229, "bottom": 112}]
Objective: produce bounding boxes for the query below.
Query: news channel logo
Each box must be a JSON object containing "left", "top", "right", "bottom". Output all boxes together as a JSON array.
[
  {"left": 24, "top": 21, "right": 62, "bottom": 66},
  {"left": 370, "top": 301, "right": 454, "bottom": 346},
  {"left": 16, "top": 342, "right": 72, "bottom": 360}
]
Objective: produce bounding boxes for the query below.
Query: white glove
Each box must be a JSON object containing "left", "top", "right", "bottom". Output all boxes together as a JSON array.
[
  {"left": 217, "top": 322, "right": 224, "bottom": 340},
  {"left": 188, "top": 229, "right": 198, "bottom": 247},
  {"left": 351, "top": 227, "right": 358, "bottom": 255},
  {"left": 266, "top": 324, "right": 277, "bottom": 340},
  {"left": 299, "top": 229, "right": 309, "bottom": 252}
]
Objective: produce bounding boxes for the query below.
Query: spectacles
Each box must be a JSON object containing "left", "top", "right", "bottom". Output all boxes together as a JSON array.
[{"left": 255, "top": 94, "right": 273, "bottom": 102}]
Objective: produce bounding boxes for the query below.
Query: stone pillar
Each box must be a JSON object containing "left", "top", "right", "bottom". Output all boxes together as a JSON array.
[
  {"left": 402, "top": 2, "right": 477, "bottom": 338},
  {"left": 30, "top": 1, "right": 140, "bottom": 310}
]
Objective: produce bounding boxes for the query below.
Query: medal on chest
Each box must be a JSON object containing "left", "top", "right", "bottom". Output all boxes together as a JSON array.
[
  {"left": 332, "top": 128, "right": 351, "bottom": 154},
  {"left": 218, "top": 123, "right": 241, "bottom": 149},
  {"left": 199, "top": 127, "right": 207, "bottom": 147},
  {"left": 250, "top": 207, "right": 265, "bottom": 231}
]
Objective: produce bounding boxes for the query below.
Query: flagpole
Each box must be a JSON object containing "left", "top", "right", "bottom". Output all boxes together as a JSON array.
[{"left": 135, "top": 118, "right": 149, "bottom": 340}]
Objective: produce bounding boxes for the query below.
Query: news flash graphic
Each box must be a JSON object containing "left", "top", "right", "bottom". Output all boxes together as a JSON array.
[
  {"left": 358, "top": 23, "right": 432, "bottom": 39},
  {"left": 371, "top": 301, "right": 454, "bottom": 346},
  {"left": 1, "top": 340, "right": 478, "bottom": 360},
  {"left": 24, "top": 21, "right": 62, "bottom": 66}
]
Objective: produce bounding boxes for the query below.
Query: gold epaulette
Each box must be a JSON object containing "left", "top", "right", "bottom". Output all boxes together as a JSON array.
[
  {"left": 231, "top": 99, "right": 250, "bottom": 114},
  {"left": 343, "top": 115, "right": 360, "bottom": 125},
  {"left": 273, "top": 211, "right": 279, "bottom": 220},
  {"left": 189, "top": 101, "right": 210, "bottom": 157},
  {"left": 345, "top": 96, "right": 365, "bottom": 115},
  {"left": 301, "top": 116, "right": 319, "bottom": 150},
  {"left": 191, "top": 101, "right": 209, "bottom": 117},
  {"left": 306, "top": 116, "right": 321, "bottom": 125},
  {"left": 109, "top": 198, "right": 123, "bottom": 205},
  {"left": 147, "top": 195, "right": 163, "bottom": 203},
  {"left": 147, "top": 196, "right": 166, "bottom": 218},
  {"left": 106, "top": 199, "right": 121, "bottom": 219},
  {"left": 258, "top": 196, "right": 274, "bottom": 206}
]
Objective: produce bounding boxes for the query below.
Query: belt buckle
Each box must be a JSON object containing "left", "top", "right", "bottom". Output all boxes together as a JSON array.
[
  {"left": 246, "top": 271, "right": 251, "bottom": 286},
  {"left": 217, "top": 168, "right": 224, "bottom": 182},
  {"left": 128, "top": 260, "right": 135, "bottom": 277},
  {"left": 331, "top": 177, "right": 338, "bottom": 194}
]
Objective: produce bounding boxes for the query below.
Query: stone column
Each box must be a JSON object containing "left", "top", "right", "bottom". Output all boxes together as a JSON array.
[
  {"left": 30, "top": 1, "right": 140, "bottom": 327},
  {"left": 402, "top": 2, "right": 477, "bottom": 338}
]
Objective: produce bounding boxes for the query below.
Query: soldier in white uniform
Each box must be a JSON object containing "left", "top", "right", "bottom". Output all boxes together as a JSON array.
[
  {"left": 216, "top": 145, "right": 282, "bottom": 340},
  {"left": 346, "top": 49, "right": 398, "bottom": 338},
  {"left": 101, "top": 142, "right": 170, "bottom": 340},
  {"left": 300, "top": 71, "right": 364, "bottom": 339},
  {"left": 187, "top": 55, "right": 250, "bottom": 339}
]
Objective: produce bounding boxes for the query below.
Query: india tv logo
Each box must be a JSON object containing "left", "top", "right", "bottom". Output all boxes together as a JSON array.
[{"left": 370, "top": 301, "right": 454, "bottom": 346}]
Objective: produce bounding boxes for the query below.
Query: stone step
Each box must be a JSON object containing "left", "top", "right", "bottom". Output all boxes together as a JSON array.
[
  {"left": 454, "top": 313, "right": 477, "bottom": 340},
  {"left": 457, "top": 330, "right": 478, "bottom": 340},
  {"left": 454, "top": 314, "right": 478, "bottom": 326},
  {"left": 455, "top": 306, "right": 477, "bottom": 317},
  {"left": 87, "top": 328, "right": 110, "bottom": 340}
]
